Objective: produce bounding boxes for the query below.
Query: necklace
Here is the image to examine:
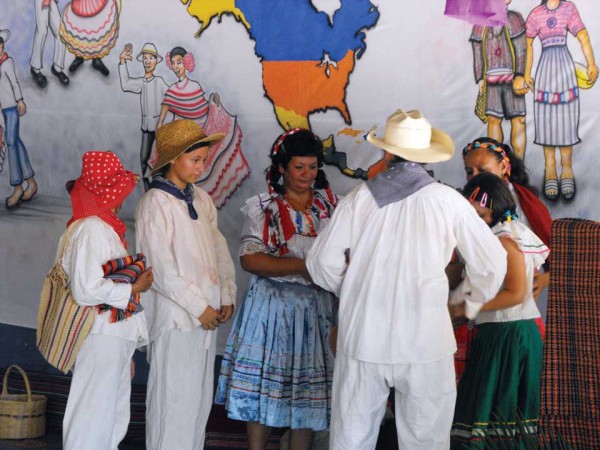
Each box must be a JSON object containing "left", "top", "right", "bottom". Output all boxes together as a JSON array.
[{"left": 284, "top": 190, "right": 313, "bottom": 211}]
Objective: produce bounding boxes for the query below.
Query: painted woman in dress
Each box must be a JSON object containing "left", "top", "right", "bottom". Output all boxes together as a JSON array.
[
  {"left": 156, "top": 46, "right": 249, "bottom": 208},
  {"left": 524, "top": 0, "right": 598, "bottom": 201}
]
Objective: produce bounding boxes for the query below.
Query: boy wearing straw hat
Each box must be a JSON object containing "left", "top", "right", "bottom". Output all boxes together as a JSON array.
[
  {"left": 135, "top": 119, "right": 236, "bottom": 450},
  {"left": 306, "top": 110, "right": 507, "bottom": 450},
  {"left": 119, "top": 43, "right": 168, "bottom": 191}
]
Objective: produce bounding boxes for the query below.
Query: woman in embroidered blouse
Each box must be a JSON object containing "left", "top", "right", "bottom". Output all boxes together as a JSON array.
[
  {"left": 215, "top": 129, "right": 338, "bottom": 450},
  {"left": 523, "top": 0, "right": 597, "bottom": 201}
]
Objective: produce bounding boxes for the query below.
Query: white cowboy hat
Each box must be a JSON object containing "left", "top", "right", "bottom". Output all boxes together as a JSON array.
[
  {"left": 0, "top": 30, "right": 10, "bottom": 43},
  {"left": 366, "top": 110, "right": 455, "bottom": 163},
  {"left": 137, "top": 43, "right": 163, "bottom": 63}
]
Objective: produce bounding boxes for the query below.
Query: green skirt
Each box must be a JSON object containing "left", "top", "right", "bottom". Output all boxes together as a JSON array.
[{"left": 450, "top": 320, "right": 542, "bottom": 449}]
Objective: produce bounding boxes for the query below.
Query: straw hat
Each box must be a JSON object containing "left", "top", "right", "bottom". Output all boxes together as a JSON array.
[
  {"left": 575, "top": 62, "right": 596, "bottom": 89},
  {"left": 366, "top": 109, "right": 454, "bottom": 163},
  {"left": 152, "top": 120, "right": 224, "bottom": 173},
  {"left": 137, "top": 43, "right": 163, "bottom": 63},
  {"left": 0, "top": 29, "right": 10, "bottom": 43}
]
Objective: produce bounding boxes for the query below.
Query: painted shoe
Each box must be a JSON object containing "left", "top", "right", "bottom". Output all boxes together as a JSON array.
[
  {"left": 543, "top": 177, "right": 559, "bottom": 201},
  {"left": 91, "top": 58, "right": 109, "bottom": 76},
  {"left": 51, "top": 65, "right": 70, "bottom": 86},
  {"left": 30, "top": 67, "right": 48, "bottom": 88},
  {"left": 69, "top": 56, "right": 84, "bottom": 73},
  {"left": 560, "top": 177, "right": 576, "bottom": 201}
]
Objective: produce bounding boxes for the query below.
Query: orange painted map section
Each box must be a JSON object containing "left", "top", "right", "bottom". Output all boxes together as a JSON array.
[{"left": 262, "top": 50, "right": 355, "bottom": 126}]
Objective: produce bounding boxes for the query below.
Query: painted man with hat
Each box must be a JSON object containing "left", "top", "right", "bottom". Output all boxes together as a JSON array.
[
  {"left": 306, "top": 110, "right": 508, "bottom": 449},
  {"left": 119, "top": 43, "right": 168, "bottom": 191},
  {"left": 135, "top": 119, "right": 236, "bottom": 449},
  {"left": 60, "top": 151, "right": 154, "bottom": 449}
]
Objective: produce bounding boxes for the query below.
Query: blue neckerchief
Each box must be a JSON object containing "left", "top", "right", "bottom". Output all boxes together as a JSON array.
[
  {"left": 150, "top": 176, "right": 198, "bottom": 220},
  {"left": 366, "top": 161, "right": 435, "bottom": 208}
]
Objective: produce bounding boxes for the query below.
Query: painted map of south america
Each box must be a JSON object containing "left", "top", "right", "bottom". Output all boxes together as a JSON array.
[{"left": 183, "top": 0, "right": 380, "bottom": 130}]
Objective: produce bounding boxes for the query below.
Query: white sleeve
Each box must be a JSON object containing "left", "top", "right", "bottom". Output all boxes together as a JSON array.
[
  {"left": 306, "top": 195, "right": 353, "bottom": 297},
  {"left": 204, "top": 192, "right": 237, "bottom": 307},
  {"left": 453, "top": 203, "right": 508, "bottom": 319},
  {"left": 239, "top": 195, "right": 270, "bottom": 256},
  {"left": 67, "top": 225, "right": 131, "bottom": 309},
  {"left": 135, "top": 195, "right": 209, "bottom": 317},
  {"left": 6, "top": 60, "right": 23, "bottom": 101},
  {"left": 118, "top": 63, "right": 143, "bottom": 94}
]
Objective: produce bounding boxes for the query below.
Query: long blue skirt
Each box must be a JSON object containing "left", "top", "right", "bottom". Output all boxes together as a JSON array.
[{"left": 215, "top": 276, "right": 336, "bottom": 431}]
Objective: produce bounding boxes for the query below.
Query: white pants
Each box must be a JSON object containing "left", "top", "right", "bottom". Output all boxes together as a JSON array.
[
  {"left": 330, "top": 353, "right": 456, "bottom": 450},
  {"left": 146, "top": 327, "right": 216, "bottom": 450},
  {"left": 30, "top": 0, "right": 66, "bottom": 70},
  {"left": 63, "top": 334, "right": 137, "bottom": 450}
]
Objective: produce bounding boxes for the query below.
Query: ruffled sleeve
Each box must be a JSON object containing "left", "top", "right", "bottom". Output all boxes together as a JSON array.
[
  {"left": 239, "top": 193, "right": 271, "bottom": 257},
  {"left": 493, "top": 221, "right": 550, "bottom": 270}
]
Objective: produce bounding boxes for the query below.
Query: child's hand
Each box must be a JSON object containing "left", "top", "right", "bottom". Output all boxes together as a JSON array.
[
  {"left": 219, "top": 305, "right": 234, "bottom": 324},
  {"left": 132, "top": 267, "right": 153, "bottom": 294},
  {"left": 198, "top": 306, "right": 220, "bottom": 330}
]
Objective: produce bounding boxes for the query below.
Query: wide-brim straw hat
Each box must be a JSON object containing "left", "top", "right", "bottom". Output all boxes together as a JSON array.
[
  {"left": 575, "top": 62, "right": 596, "bottom": 89},
  {"left": 152, "top": 120, "right": 224, "bottom": 173},
  {"left": 0, "top": 29, "right": 10, "bottom": 43},
  {"left": 367, "top": 109, "right": 454, "bottom": 163},
  {"left": 137, "top": 42, "right": 163, "bottom": 63}
]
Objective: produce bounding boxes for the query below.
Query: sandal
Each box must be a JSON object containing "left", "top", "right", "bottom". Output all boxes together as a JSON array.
[
  {"left": 560, "top": 177, "right": 576, "bottom": 201},
  {"left": 543, "top": 177, "right": 559, "bottom": 201}
]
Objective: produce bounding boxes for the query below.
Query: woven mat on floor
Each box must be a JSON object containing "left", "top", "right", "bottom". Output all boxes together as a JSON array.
[{"left": 541, "top": 218, "right": 600, "bottom": 449}]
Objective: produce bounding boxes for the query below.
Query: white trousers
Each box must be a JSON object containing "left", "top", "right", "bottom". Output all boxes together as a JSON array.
[
  {"left": 330, "top": 353, "right": 456, "bottom": 450},
  {"left": 146, "top": 327, "right": 216, "bottom": 450},
  {"left": 30, "top": 0, "right": 66, "bottom": 70},
  {"left": 63, "top": 334, "right": 137, "bottom": 450}
]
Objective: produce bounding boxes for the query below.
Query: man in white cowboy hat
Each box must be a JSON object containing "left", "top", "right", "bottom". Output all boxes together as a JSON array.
[
  {"left": 30, "top": 0, "right": 70, "bottom": 88},
  {"left": 119, "top": 42, "right": 168, "bottom": 190},
  {"left": 306, "top": 110, "right": 507, "bottom": 449}
]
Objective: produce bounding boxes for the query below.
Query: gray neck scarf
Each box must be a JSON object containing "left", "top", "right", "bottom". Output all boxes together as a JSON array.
[{"left": 366, "top": 161, "right": 435, "bottom": 208}]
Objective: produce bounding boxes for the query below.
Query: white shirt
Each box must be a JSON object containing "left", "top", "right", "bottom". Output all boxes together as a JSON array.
[
  {"left": 306, "top": 182, "right": 507, "bottom": 364},
  {"left": 119, "top": 63, "right": 168, "bottom": 132},
  {"left": 475, "top": 220, "right": 549, "bottom": 324},
  {"left": 59, "top": 217, "right": 149, "bottom": 344},
  {"left": 0, "top": 57, "right": 23, "bottom": 109},
  {"left": 135, "top": 187, "right": 236, "bottom": 341}
]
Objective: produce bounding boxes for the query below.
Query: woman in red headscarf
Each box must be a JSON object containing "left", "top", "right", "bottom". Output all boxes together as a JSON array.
[{"left": 60, "top": 151, "right": 153, "bottom": 450}]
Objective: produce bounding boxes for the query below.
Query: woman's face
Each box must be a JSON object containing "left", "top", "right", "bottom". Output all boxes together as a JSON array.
[
  {"left": 280, "top": 156, "right": 319, "bottom": 194},
  {"left": 464, "top": 148, "right": 508, "bottom": 181},
  {"left": 470, "top": 200, "right": 493, "bottom": 226},
  {"left": 171, "top": 55, "right": 186, "bottom": 79},
  {"left": 168, "top": 145, "right": 209, "bottom": 188}
]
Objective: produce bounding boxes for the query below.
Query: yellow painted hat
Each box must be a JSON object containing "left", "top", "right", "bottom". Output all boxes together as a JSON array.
[{"left": 575, "top": 62, "right": 595, "bottom": 89}]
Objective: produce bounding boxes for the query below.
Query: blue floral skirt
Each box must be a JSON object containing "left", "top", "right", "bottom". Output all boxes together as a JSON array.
[{"left": 215, "top": 276, "right": 336, "bottom": 431}]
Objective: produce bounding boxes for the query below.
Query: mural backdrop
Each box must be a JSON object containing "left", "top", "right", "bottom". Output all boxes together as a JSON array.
[{"left": 1, "top": 0, "right": 598, "bottom": 352}]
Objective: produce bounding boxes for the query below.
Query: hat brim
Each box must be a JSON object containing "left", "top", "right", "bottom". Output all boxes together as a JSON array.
[
  {"left": 366, "top": 127, "right": 455, "bottom": 163},
  {"left": 151, "top": 132, "right": 226, "bottom": 174},
  {"left": 0, "top": 30, "right": 10, "bottom": 43},
  {"left": 137, "top": 52, "right": 163, "bottom": 63}
]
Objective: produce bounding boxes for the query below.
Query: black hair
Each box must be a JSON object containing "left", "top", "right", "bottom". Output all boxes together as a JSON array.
[
  {"left": 0, "top": 37, "right": 4, "bottom": 45},
  {"left": 463, "top": 172, "right": 517, "bottom": 228},
  {"left": 266, "top": 129, "right": 329, "bottom": 194},
  {"left": 465, "top": 137, "right": 539, "bottom": 196},
  {"left": 170, "top": 46, "right": 187, "bottom": 59}
]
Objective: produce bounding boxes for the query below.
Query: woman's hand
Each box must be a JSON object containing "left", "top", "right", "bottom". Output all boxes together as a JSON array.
[
  {"left": 587, "top": 63, "right": 599, "bottom": 85},
  {"left": 219, "top": 305, "right": 234, "bottom": 324},
  {"left": 533, "top": 271, "right": 550, "bottom": 300},
  {"left": 198, "top": 306, "right": 220, "bottom": 330},
  {"left": 131, "top": 267, "right": 154, "bottom": 294}
]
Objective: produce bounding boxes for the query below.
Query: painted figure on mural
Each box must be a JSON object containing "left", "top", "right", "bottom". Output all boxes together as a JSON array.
[
  {"left": 30, "top": 0, "right": 70, "bottom": 88},
  {"left": 59, "top": 0, "right": 121, "bottom": 77},
  {"left": 0, "top": 30, "right": 38, "bottom": 210},
  {"left": 155, "top": 46, "right": 249, "bottom": 208},
  {"left": 524, "top": 0, "right": 598, "bottom": 201},
  {"left": 119, "top": 43, "right": 168, "bottom": 191},
  {"left": 470, "top": 0, "right": 528, "bottom": 160}
]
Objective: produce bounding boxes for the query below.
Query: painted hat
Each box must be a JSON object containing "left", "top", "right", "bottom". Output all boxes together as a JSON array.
[
  {"left": 0, "top": 29, "right": 10, "bottom": 43},
  {"left": 152, "top": 120, "right": 224, "bottom": 173},
  {"left": 137, "top": 43, "right": 163, "bottom": 63},
  {"left": 367, "top": 110, "right": 454, "bottom": 163}
]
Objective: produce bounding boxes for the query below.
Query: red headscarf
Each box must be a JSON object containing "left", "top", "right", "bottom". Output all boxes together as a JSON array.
[{"left": 67, "top": 151, "right": 137, "bottom": 248}]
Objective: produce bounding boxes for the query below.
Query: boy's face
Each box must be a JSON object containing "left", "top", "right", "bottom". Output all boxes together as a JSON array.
[
  {"left": 142, "top": 53, "right": 157, "bottom": 73},
  {"left": 168, "top": 145, "right": 210, "bottom": 186}
]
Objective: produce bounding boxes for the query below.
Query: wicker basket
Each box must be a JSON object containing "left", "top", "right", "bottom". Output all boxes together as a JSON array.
[{"left": 0, "top": 365, "right": 47, "bottom": 439}]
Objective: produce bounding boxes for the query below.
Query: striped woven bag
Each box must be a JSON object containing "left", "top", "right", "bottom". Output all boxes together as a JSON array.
[{"left": 36, "top": 223, "right": 94, "bottom": 374}]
